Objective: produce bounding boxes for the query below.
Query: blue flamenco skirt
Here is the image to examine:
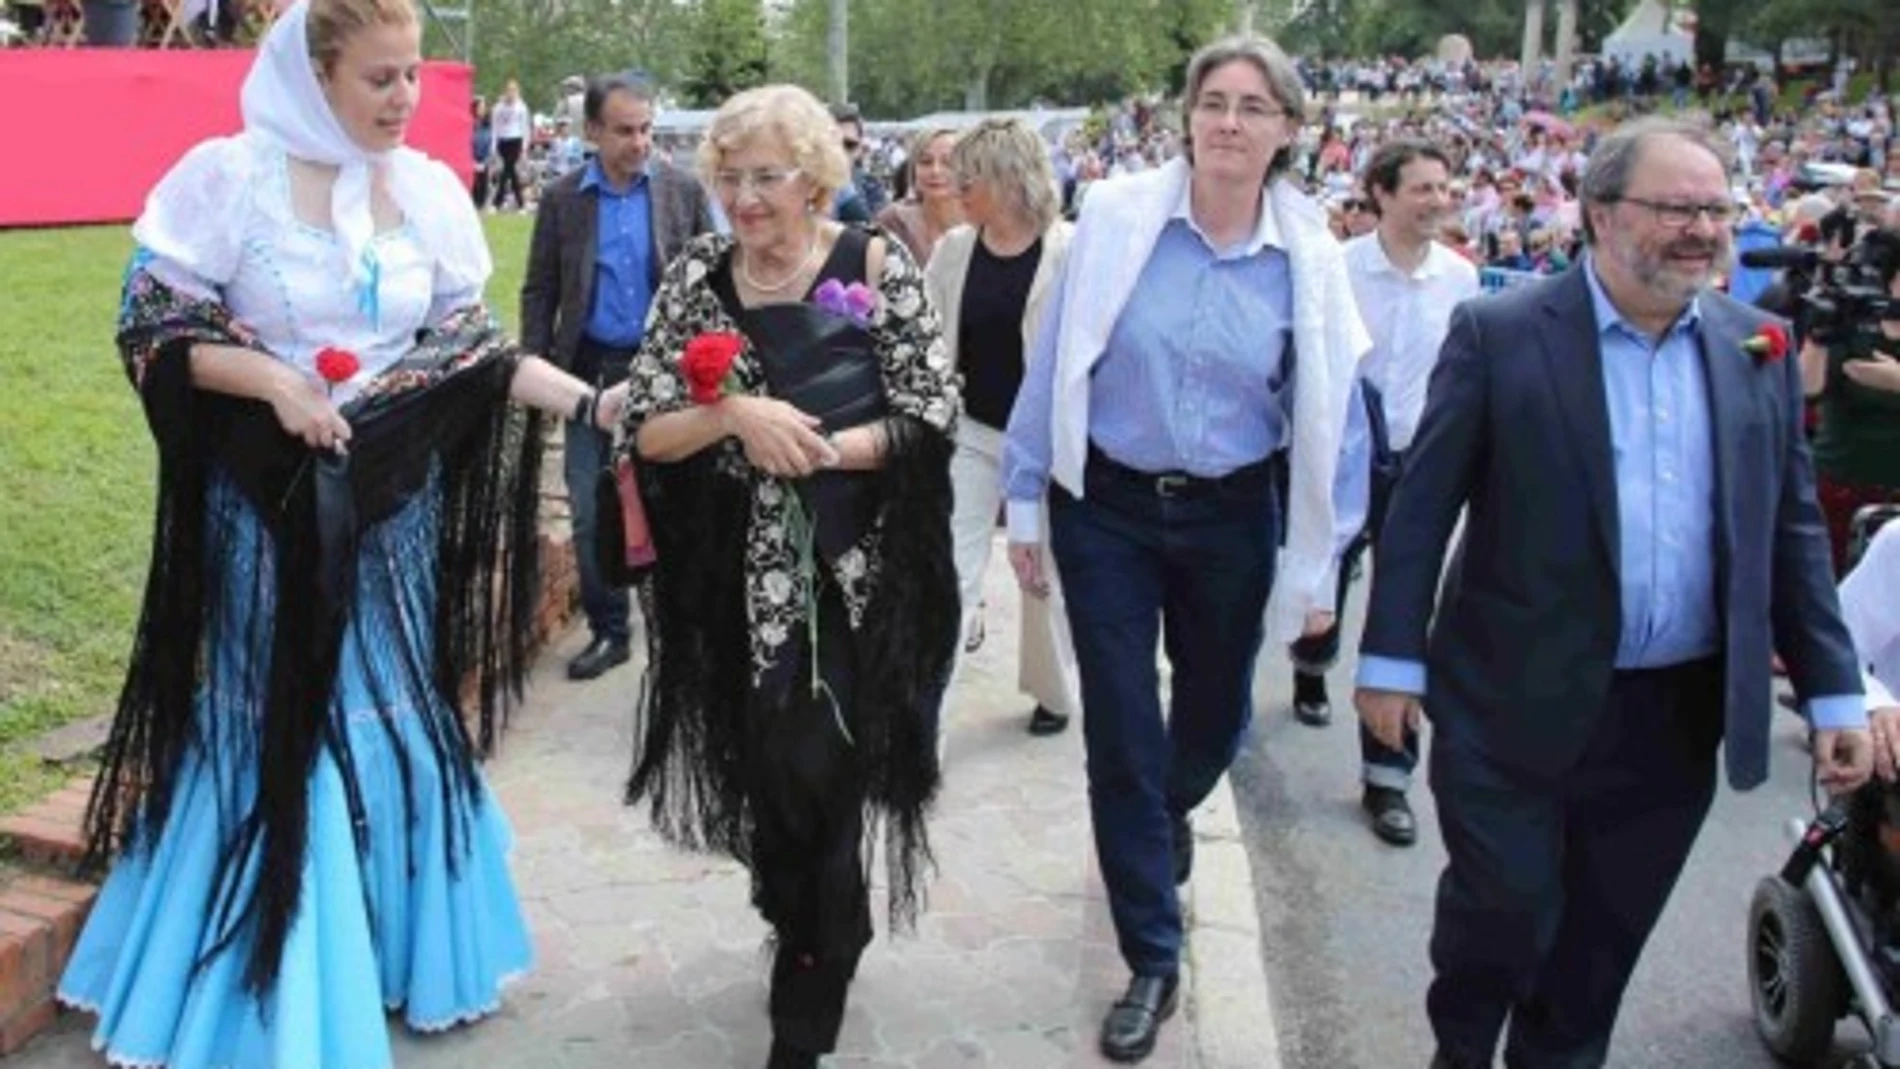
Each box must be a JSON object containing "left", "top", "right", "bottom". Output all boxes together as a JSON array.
[{"left": 58, "top": 472, "right": 533, "bottom": 1069}]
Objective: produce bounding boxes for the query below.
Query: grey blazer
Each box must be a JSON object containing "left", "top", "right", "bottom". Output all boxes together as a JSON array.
[{"left": 518, "top": 159, "right": 715, "bottom": 371}]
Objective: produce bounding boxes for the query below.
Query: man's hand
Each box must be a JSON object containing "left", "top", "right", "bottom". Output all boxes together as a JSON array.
[
  {"left": 1842, "top": 351, "right": 1900, "bottom": 395},
  {"left": 1869, "top": 708, "right": 1900, "bottom": 782},
  {"left": 1814, "top": 726, "right": 1875, "bottom": 794},
  {"left": 1008, "top": 542, "right": 1051, "bottom": 599},
  {"left": 1355, "top": 687, "right": 1422, "bottom": 752}
]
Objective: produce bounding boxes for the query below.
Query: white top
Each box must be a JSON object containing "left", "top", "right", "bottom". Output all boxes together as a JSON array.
[
  {"left": 1840, "top": 522, "right": 1900, "bottom": 711},
  {"left": 133, "top": 136, "right": 487, "bottom": 405},
  {"left": 491, "top": 98, "right": 531, "bottom": 141},
  {"left": 1343, "top": 233, "right": 1481, "bottom": 452}
]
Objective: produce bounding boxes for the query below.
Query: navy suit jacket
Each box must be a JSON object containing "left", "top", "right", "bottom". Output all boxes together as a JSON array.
[{"left": 1360, "top": 266, "right": 1860, "bottom": 789}]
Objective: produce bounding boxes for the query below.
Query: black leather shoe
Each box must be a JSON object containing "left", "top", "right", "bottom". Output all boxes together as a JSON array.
[
  {"left": 1293, "top": 697, "right": 1332, "bottom": 727},
  {"left": 765, "top": 1039, "right": 819, "bottom": 1069},
  {"left": 1027, "top": 704, "right": 1070, "bottom": 736},
  {"left": 567, "top": 636, "right": 630, "bottom": 681},
  {"left": 1100, "top": 973, "right": 1179, "bottom": 1063},
  {"left": 1427, "top": 1052, "right": 1482, "bottom": 1069},
  {"left": 1171, "top": 813, "right": 1193, "bottom": 885},
  {"left": 1363, "top": 785, "right": 1418, "bottom": 846},
  {"left": 1293, "top": 672, "right": 1331, "bottom": 727}
]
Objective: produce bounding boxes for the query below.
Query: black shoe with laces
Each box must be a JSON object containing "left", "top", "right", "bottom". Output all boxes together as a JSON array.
[
  {"left": 1099, "top": 973, "right": 1180, "bottom": 1063},
  {"left": 1362, "top": 785, "right": 1418, "bottom": 846}
]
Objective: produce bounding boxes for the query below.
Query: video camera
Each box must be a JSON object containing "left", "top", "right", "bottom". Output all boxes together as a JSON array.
[{"left": 1740, "top": 208, "right": 1900, "bottom": 350}]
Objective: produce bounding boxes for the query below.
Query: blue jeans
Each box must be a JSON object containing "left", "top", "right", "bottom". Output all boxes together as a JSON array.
[
  {"left": 1049, "top": 456, "right": 1277, "bottom": 977},
  {"left": 563, "top": 418, "right": 630, "bottom": 644}
]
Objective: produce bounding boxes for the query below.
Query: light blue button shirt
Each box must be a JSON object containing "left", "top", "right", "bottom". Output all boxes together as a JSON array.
[
  {"left": 1004, "top": 202, "right": 1292, "bottom": 512},
  {"left": 1586, "top": 258, "right": 1722, "bottom": 669},
  {"left": 1358, "top": 260, "right": 1864, "bottom": 730},
  {"left": 580, "top": 158, "right": 654, "bottom": 349}
]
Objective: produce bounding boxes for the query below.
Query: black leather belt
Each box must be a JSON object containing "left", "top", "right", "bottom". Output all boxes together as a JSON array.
[
  {"left": 576, "top": 336, "right": 638, "bottom": 386},
  {"left": 1086, "top": 444, "right": 1274, "bottom": 499}
]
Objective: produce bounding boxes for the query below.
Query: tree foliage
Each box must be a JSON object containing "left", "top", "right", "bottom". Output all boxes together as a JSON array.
[
  {"left": 470, "top": 0, "right": 694, "bottom": 110},
  {"left": 678, "top": 0, "right": 771, "bottom": 107},
  {"left": 467, "top": 0, "right": 1894, "bottom": 116}
]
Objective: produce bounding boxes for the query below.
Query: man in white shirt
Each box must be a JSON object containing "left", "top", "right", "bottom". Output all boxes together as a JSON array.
[
  {"left": 1844, "top": 518, "right": 1900, "bottom": 779},
  {"left": 1290, "top": 139, "right": 1479, "bottom": 846}
]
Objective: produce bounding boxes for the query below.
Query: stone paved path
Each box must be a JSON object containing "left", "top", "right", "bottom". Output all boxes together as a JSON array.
[{"left": 17, "top": 546, "right": 1267, "bottom": 1068}]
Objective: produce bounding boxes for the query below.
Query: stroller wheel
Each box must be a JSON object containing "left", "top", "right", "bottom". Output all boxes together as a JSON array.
[{"left": 1749, "top": 876, "right": 1848, "bottom": 1065}]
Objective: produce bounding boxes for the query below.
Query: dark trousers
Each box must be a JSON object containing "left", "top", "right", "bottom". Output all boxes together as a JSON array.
[
  {"left": 750, "top": 580, "right": 872, "bottom": 1055},
  {"left": 1289, "top": 451, "right": 1416, "bottom": 788},
  {"left": 494, "top": 137, "right": 525, "bottom": 208},
  {"left": 562, "top": 339, "right": 634, "bottom": 644},
  {"left": 1049, "top": 451, "right": 1277, "bottom": 977},
  {"left": 1427, "top": 659, "right": 1723, "bottom": 1068}
]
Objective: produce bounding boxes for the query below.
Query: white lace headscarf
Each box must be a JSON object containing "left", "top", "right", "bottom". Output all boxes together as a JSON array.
[{"left": 239, "top": 0, "right": 489, "bottom": 314}]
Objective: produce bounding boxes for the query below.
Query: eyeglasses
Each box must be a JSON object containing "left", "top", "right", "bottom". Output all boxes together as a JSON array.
[
  {"left": 1615, "top": 196, "right": 1738, "bottom": 228},
  {"left": 842, "top": 138, "right": 863, "bottom": 152},
  {"left": 712, "top": 167, "right": 804, "bottom": 197},
  {"left": 1192, "top": 96, "right": 1288, "bottom": 125}
]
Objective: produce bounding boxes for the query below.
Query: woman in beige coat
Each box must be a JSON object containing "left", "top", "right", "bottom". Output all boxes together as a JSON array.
[{"left": 924, "top": 118, "right": 1080, "bottom": 736}]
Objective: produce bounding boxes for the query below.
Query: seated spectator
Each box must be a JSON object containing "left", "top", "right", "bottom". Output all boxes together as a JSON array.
[
  {"left": 1488, "top": 229, "right": 1535, "bottom": 272},
  {"left": 1527, "top": 228, "right": 1570, "bottom": 273},
  {"left": 1440, "top": 221, "right": 1480, "bottom": 263}
]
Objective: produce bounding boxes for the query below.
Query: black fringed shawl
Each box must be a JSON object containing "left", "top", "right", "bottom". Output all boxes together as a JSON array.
[
  {"left": 88, "top": 264, "right": 545, "bottom": 997},
  {"left": 619, "top": 231, "right": 961, "bottom": 930}
]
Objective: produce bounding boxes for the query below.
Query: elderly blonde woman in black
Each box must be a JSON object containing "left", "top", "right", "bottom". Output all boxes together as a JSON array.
[
  {"left": 925, "top": 118, "right": 1080, "bottom": 738},
  {"left": 618, "top": 84, "right": 960, "bottom": 1069}
]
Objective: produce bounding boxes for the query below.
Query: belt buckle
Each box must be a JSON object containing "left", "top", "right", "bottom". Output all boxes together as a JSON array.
[{"left": 1154, "top": 474, "right": 1190, "bottom": 498}]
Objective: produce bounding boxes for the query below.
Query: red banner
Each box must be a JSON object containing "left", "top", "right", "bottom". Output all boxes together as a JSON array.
[{"left": 0, "top": 50, "right": 472, "bottom": 228}]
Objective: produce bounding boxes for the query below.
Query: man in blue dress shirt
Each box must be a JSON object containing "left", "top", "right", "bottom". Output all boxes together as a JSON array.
[
  {"left": 522, "top": 74, "right": 714, "bottom": 680},
  {"left": 1353, "top": 116, "right": 1874, "bottom": 1068}
]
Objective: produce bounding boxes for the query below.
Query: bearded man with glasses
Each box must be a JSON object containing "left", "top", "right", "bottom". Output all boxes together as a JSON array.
[{"left": 1355, "top": 115, "right": 1871, "bottom": 1069}]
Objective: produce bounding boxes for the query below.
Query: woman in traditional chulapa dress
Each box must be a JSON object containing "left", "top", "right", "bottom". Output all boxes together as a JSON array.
[
  {"left": 57, "top": 1, "right": 631, "bottom": 1064},
  {"left": 619, "top": 85, "right": 961, "bottom": 1069}
]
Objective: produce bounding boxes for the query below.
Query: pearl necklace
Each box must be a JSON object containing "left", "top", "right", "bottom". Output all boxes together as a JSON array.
[{"left": 739, "top": 228, "right": 823, "bottom": 293}]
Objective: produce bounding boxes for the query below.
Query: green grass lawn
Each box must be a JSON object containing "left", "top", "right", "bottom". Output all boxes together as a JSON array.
[{"left": 0, "top": 212, "right": 536, "bottom": 815}]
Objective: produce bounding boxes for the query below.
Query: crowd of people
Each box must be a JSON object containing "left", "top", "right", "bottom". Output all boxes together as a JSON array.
[{"left": 48, "top": 0, "right": 1900, "bottom": 1066}]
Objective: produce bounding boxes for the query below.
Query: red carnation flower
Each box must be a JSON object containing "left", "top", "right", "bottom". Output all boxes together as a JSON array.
[
  {"left": 1742, "top": 323, "right": 1790, "bottom": 364},
  {"left": 315, "top": 347, "right": 362, "bottom": 385},
  {"left": 681, "top": 332, "right": 746, "bottom": 405}
]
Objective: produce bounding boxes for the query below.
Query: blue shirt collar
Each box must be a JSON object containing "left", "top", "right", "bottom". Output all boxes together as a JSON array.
[
  {"left": 581, "top": 157, "right": 652, "bottom": 196},
  {"left": 1170, "top": 178, "right": 1283, "bottom": 258},
  {"left": 1583, "top": 252, "right": 1702, "bottom": 343}
]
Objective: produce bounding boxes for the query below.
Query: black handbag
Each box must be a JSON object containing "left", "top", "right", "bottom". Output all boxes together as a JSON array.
[
  {"left": 709, "top": 228, "right": 888, "bottom": 559},
  {"left": 741, "top": 303, "right": 888, "bottom": 561}
]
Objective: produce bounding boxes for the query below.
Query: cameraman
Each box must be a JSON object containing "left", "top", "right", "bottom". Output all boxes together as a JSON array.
[
  {"left": 1800, "top": 226, "right": 1900, "bottom": 573},
  {"left": 1844, "top": 520, "right": 1900, "bottom": 779}
]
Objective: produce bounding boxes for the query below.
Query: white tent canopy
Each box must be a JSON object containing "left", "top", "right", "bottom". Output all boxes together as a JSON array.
[{"left": 1602, "top": 0, "right": 1693, "bottom": 66}]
